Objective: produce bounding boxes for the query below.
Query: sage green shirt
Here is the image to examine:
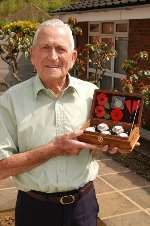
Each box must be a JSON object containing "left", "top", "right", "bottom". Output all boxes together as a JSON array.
[{"left": 0, "top": 75, "right": 99, "bottom": 193}]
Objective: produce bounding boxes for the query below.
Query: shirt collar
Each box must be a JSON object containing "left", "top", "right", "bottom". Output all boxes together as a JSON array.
[
  {"left": 66, "top": 74, "right": 80, "bottom": 95},
  {"left": 33, "top": 74, "right": 80, "bottom": 98},
  {"left": 33, "top": 74, "right": 46, "bottom": 98}
]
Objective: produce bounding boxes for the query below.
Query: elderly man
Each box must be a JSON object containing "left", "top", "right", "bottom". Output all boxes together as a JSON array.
[{"left": 0, "top": 19, "right": 111, "bottom": 226}]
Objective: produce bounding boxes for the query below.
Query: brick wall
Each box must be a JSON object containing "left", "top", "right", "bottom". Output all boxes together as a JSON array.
[
  {"left": 75, "top": 22, "right": 88, "bottom": 80},
  {"left": 76, "top": 22, "right": 88, "bottom": 48},
  {"left": 128, "top": 19, "right": 150, "bottom": 59}
]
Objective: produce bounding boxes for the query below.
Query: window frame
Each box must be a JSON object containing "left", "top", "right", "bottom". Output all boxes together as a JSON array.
[{"left": 88, "top": 20, "right": 129, "bottom": 89}]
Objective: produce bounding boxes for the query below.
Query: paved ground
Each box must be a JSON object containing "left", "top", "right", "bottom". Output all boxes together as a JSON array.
[
  {"left": 0, "top": 151, "right": 150, "bottom": 226},
  {"left": 95, "top": 152, "right": 150, "bottom": 226}
]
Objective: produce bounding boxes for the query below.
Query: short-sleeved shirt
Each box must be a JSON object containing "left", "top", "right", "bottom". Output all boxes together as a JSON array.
[{"left": 0, "top": 75, "right": 99, "bottom": 193}]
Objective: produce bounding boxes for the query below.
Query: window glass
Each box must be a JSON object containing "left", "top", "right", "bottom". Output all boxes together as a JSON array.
[
  {"left": 114, "top": 37, "right": 128, "bottom": 74},
  {"left": 102, "top": 22, "right": 114, "bottom": 34},
  {"left": 101, "top": 37, "right": 113, "bottom": 47},
  {"left": 89, "top": 36, "right": 100, "bottom": 44},
  {"left": 114, "top": 78, "right": 122, "bottom": 91},
  {"left": 116, "top": 23, "right": 128, "bottom": 32},
  {"left": 88, "top": 21, "right": 128, "bottom": 89},
  {"left": 88, "top": 72, "right": 96, "bottom": 83},
  {"left": 90, "top": 24, "right": 99, "bottom": 32},
  {"left": 100, "top": 76, "right": 113, "bottom": 90}
]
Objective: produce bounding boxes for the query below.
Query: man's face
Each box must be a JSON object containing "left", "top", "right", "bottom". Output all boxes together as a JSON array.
[{"left": 30, "top": 26, "right": 77, "bottom": 83}]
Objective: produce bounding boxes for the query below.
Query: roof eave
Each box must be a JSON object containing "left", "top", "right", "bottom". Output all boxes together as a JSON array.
[{"left": 49, "top": 3, "right": 150, "bottom": 16}]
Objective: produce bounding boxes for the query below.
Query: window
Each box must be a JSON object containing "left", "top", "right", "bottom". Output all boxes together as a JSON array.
[
  {"left": 88, "top": 21, "right": 128, "bottom": 90},
  {"left": 90, "top": 24, "right": 99, "bottom": 32},
  {"left": 102, "top": 22, "right": 114, "bottom": 34},
  {"left": 114, "top": 37, "right": 128, "bottom": 74},
  {"left": 116, "top": 23, "right": 128, "bottom": 32},
  {"left": 89, "top": 35, "right": 100, "bottom": 44}
]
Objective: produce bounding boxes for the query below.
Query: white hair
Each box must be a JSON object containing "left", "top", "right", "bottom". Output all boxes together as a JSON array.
[{"left": 32, "top": 19, "right": 75, "bottom": 51}]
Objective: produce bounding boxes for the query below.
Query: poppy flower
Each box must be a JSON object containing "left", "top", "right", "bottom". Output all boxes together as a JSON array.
[
  {"left": 97, "top": 93, "right": 108, "bottom": 106},
  {"left": 95, "top": 105, "right": 105, "bottom": 118},
  {"left": 111, "top": 108, "right": 123, "bottom": 121}
]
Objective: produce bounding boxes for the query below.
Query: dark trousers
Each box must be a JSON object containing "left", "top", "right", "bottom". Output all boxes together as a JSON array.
[{"left": 15, "top": 187, "right": 99, "bottom": 226}]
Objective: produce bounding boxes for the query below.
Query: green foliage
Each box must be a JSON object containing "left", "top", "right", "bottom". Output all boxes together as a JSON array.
[
  {"left": 49, "top": 0, "right": 73, "bottom": 10},
  {"left": 0, "top": 0, "right": 77, "bottom": 17},
  {"left": 73, "top": 40, "right": 117, "bottom": 85},
  {"left": 0, "top": 20, "right": 38, "bottom": 82},
  {"left": 143, "top": 88, "right": 150, "bottom": 108},
  {"left": 67, "top": 17, "right": 82, "bottom": 36},
  {"left": 121, "top": 51, "right": 150, "bottom": 129},
  {"left": 30, "top": 0, "right": 50, "bottom": 10},
  {"left": 2, "top": 20, "right": 37, "bottom": 36},
  {"left": 0, "top": 0, "right": 24, "bottom": 17},
  {"left": 67, "top": 17, "right": 117, "bottom": 85},
  {"left": 121, "top": 51, "right": 150, "bottom": 107}
]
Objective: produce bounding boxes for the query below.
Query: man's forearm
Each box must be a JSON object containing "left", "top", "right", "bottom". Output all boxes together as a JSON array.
[
  {"left": 0, "top": 143, "right": 57, "bottom": 180},
  {"left": 0, "top": 131, "right": 98, "bottom": 180}
]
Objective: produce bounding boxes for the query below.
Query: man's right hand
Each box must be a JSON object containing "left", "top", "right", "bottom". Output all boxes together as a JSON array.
[{"left": 52, "top": 130, "right": 99, "bottom": 156}]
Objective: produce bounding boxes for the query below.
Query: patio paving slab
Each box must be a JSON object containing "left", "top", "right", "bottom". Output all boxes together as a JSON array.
[
  {"left": 103, "top": 211, "right": 150, "bottom": 226},
  {"left": 101, "top": 171, "right": 150, "bottom": 190},
  {"left": 97, "top": 192, "right": 139, "bottom": 218},
  {"left": 0, "top": 188, "right": 17, "bottom": 211},
  {"left": 97, "top": 159, "right": 131, "bottom": 176},
  {"left": 0, "top": 178, "right": 16, "bottom": 189},
  {"left": 123, "top": 186, "right": 150, "bottom": 209},
  {"left": 94, "top": 177, "right": 114, "bottom": 194}
]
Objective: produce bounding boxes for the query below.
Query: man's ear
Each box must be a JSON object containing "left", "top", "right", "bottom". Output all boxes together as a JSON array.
[
  {"left": 29, "top": 47, "right": 34, "bottom": 65},
  {"left": 70, "top": 50, "right": 77, "bottom": 68}
]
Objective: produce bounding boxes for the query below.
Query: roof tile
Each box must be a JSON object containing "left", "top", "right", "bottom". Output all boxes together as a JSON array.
[{"left": 50, "top": 0, "right": 150, "bottom": 13}]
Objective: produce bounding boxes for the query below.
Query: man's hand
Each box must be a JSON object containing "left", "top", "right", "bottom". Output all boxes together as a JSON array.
[
  {"left": 91, "top": 141, "right": 140, "bottom": 155},
  {"left": 52, "top": 130, "right": 99, "bottom": 156}
]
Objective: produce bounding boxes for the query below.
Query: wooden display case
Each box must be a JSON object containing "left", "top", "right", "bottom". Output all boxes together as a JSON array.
[{"left": 78, "top": 90, "right": 144, "bottom": 153}]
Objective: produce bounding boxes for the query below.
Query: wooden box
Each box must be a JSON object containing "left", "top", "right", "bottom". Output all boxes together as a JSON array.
[{"left": 78, "top": 90, "right": 144, "bottom": 153}]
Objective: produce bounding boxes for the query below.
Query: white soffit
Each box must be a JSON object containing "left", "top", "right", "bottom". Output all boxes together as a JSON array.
[{"left": 58, "top": 6, "right": 150, "bottom": 22}]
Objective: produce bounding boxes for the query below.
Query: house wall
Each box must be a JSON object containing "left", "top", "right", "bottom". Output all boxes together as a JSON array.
[
  {"left": 128, "top": 19, "right": 150, "bottom": 58},
  {"left": 75, "top": 22, "right": 88, "bottom": 80},
  {"left": 76, "top": 22, "right": 88, "bottom": 48}
]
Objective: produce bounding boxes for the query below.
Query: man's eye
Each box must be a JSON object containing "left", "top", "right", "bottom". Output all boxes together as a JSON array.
[
  {"left": 57, "top": 47, "right": 66, "bottom": 53},
  {"left": 43, "top": 46, "right": 49, "bottom": 49}
]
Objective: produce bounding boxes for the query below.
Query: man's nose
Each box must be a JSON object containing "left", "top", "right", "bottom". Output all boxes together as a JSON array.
[{"left": 48, "top": 48, "right": 58, "bottom": 60}]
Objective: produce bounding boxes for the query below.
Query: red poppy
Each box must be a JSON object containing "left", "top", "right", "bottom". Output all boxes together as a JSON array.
[
  {"left": 95, "top": 105, "right": 105, "bottom": 118},
  {"left": 97, "top": 93, "right": 108, "bottom": 106},
  {"left": 111, "top": 108, "right": 123, "bottom": 121}
]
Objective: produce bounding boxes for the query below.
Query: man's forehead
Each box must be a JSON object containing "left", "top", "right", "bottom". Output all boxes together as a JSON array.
[
  {"left": 38, "top": 26, "right": 68, "bottom": 39},
  {"left": 35, "top": 26, "right": 70, "bottom": 46}
]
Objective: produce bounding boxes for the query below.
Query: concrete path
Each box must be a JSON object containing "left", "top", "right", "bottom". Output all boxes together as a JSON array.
[{"left": 0, "top": 152, "right": 150, "bottom": 226}]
